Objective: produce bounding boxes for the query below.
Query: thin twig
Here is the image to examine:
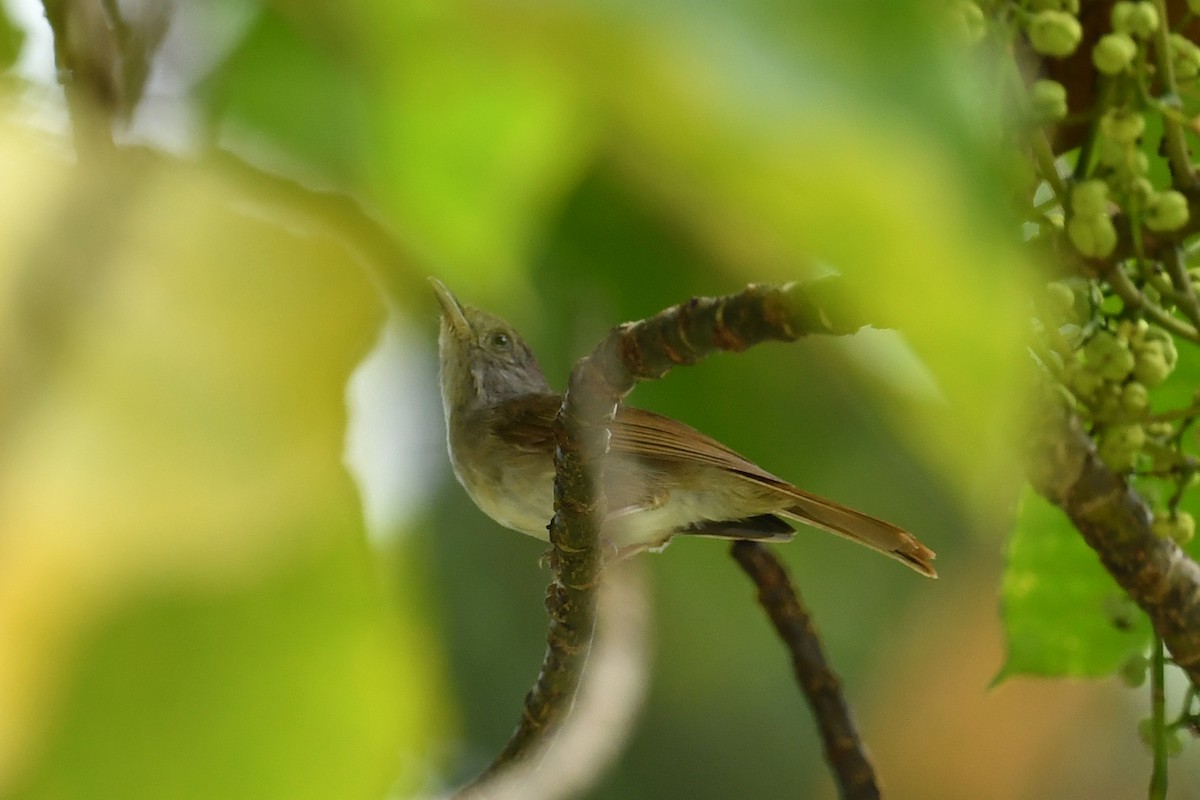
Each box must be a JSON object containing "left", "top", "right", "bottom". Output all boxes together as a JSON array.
[
  {"left": 1161, "top": 245, "right": 1200, "bottom": 331},
  {"left": 1102, "top": 263, "right": 1200, "bottom": 341},
  {"left": 731, "top": 541, "right": 880, "bottom": 800},
  {"left": 456, "top": 280, "right": 877, "bottom": 788},
  {"left": 1149, "top": 636, "right": 1169, "bottom": 800}
]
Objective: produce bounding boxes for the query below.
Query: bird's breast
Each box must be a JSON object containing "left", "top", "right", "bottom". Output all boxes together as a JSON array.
[{"left": 448, "top": 425, "right": 557, "bottom": 539}]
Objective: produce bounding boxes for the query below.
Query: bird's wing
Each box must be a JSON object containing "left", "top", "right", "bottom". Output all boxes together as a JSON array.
[
  {"left": 611, "top": 408, "right": 937, "bottom": 577},
  {"left": 486, "top": 393, "right": 559, "bottom": 453},
  {"left": 490, "top": 399, "right": 781, "bottom": 479},
  {"left": 608, "top": 407, "right": 783, "bottom": 481}
]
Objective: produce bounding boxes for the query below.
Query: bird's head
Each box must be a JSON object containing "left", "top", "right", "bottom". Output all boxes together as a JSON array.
[{"left": 430, "top": 278, "right": 550, "bottom": 416}]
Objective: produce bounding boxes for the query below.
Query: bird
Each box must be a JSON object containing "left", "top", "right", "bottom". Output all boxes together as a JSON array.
[{"left": 430, "top": 278, "right": 936, "bottom": 577}]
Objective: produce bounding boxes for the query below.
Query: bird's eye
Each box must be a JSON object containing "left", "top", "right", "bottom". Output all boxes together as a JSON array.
[{"left": 488, "top": 331, "right": 511, "bottom": 351}]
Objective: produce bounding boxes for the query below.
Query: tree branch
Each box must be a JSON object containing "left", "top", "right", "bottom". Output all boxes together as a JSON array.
[
  {"left": 1026, "top": 394, "right": 1200, "bottom": 691},
  {"left": 201, "top": 148, "right": 417, "bottom": 306},
  {"left": 456, "top": 279, "right": 877, "bottom": 791},
  {"left": 731, "top": 541, "right": 880, "bottom": 800},
  {"left": 42, "top": 0, "right": 165, "bottom": 157},
  {"left": 451, "top": 563, "right": 650, "bottom": 800}
]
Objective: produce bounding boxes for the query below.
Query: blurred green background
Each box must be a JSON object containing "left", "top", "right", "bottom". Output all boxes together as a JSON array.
[{"left": 1, "top": 0, "right": 1197, "bottom": 798}]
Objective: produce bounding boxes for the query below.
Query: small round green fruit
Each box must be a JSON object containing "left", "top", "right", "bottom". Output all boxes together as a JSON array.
[
  {"left": 1100, "top": 110, "right": 1146, "bottom": 144},
  {"left": 1072, "top": 179, "right": 1109, "bottom": 215},
  {"left": 1068, "top": 212, "right": 1118, "bottom": 258},
  {"left": 1121, "top": 381, "right": 1149, "bottom": 412},
  {"left": 1094, "top": 33, "right": 1137, "bottom": 74},
  {"left": 1134, "top": 346, "right": 1172, "bottom": 387},
  {"left": 1138, "top": 717, "right": 1155, "bottom": 747},
  {"left": 1065, "top": 362, "right": 1104, "bottom": 399},
  {"left": 1029, "top": 10, "right": 1083, "bottom": 57},
  {"left": 1046, "top": 281, "right": 1077, "bottom": 317},
  {"left": 1119, "top": 653, "right": 1148, "bottom": 687},
  {"left": 1145, "top": 190, "right": 1190, "bottom": 232},
  {"left": 1098, "top": 423, "right": 1146, "bottom": 470},
  {"left": 1112, "top": 1, "right": 1137, "bottom": 33},
  {"left": 1170, "top": 34, "right": 1200, "bottom": 81},
  {"left": 1172, "top": 512, "right": 1195, "bottom": 545},
  {"left": 951, "top": 1, "right": 987, "bottom": 44},
  {"left": 1031, "top": 79, "right": 1068, "bottom": 121},
  {"left": 1128, "top": 2, "right": 1159, "bottom": 38}
]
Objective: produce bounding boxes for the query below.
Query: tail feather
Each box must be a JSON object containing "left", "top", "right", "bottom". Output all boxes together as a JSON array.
[{"left": 779, "top": 491, "right": 937, "bottom": 578}]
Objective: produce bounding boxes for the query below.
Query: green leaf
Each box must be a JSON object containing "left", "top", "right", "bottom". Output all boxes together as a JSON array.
[
  {"left": 201, "top": 9, "right": 368, "bottom": 182},
  {"left": 998, "top": 487, "right": 1152, "bottom": 681},
  {"left": 8, "top": 537, "right": 418, "bottom": 800},
  {"left": 361, "top": 4, "right": 592, "bottom": 291},
  {"left": 0, "top": 131, "right": 451, "bottom": 797}
]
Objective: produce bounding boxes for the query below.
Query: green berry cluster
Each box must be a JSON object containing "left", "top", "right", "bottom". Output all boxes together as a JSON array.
[
  {"left": 1052, "top": 312, "right": 1179, "bottom": 471},
  {"left": 1067, "top": 180, "right": 1117, "bottom": 257},
  {"left": 1014, "top": 0, "right": 1196, "bottom": 258},
  {"left": 1110, "top": 1, "right": 1160, "bottom": 40},
  {"left": 994, "top": 0, "right": 1200, "bottom": 769},
  {"left": 1014, "top": 0, "right": 1200, "bottom": 565},
  {"left": 1170, "top": 33, "right": 1200, "bottom": 80},
  {"left": 1090, "top": 104, "right": 1187, "bottom": 236}
]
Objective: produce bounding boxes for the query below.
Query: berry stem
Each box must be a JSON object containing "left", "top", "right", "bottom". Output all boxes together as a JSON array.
[
  {"left": 1149, "top": 636, "right": 1169, "bottom": 800},
  {"left": 1150, "top": 0, "right": 1199, "bottom": 190},
  {"left": 1162, "top": 245, "right": 1200, "bottom": 330},
  {"left": 1104, "top": 263, "right": 1200, "bottom": 341}
]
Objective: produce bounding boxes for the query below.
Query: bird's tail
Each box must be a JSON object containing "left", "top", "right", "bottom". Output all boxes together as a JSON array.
[{"left": 778, "top": 487, "right": 937, "bottom": 577}]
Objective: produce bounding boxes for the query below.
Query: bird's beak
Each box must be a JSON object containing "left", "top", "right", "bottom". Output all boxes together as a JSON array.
[{"left": 429, "top": 277, "right": 471, "bottom": 339}]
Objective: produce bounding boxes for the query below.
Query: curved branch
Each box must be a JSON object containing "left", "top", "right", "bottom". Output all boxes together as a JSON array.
[
  {"left": 452, "top": 562, "right": 650, "bottom": 800},
  {"left": 200, "top": 149, "right": 418, "bottom": 306},
  {"left": 458, "top": 278, "right": 877, "bottom": 790},
  {"left": 731, "top": 541, "right": 880, "bottom": 800},
  {"left": 1026, "top": 395, "right": 1200, "bottom": 690}
]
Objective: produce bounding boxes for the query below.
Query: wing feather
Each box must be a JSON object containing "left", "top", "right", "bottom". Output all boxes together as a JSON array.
[
  {"left": 487, "top": 395, "right": 936, "bottom": 576},
  {"left": 609, "top": 407, "right": 782, "bottom": 482}
]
